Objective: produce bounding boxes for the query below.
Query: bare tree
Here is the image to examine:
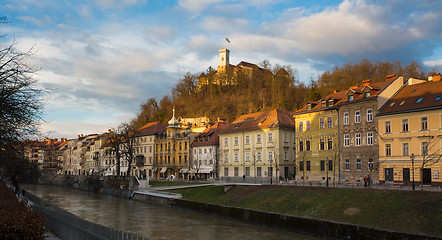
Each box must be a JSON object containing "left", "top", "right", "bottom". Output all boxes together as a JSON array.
[
  {"left": 0, "top": 19, "right": 44, "bottom": 190},
  {"left": 419, "top": 136, "right": 442, "bottom": 188},
  {"left": 120, "top": 123, "right": 138, "bottom": 176}
]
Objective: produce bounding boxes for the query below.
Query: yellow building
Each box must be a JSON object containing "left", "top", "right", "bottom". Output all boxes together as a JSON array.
[
  {"left": 377, "top": 76, "right": 442, "bottom": 187},
  {"left": 293, "top": 91, "right": 346, "bottom": 185}
]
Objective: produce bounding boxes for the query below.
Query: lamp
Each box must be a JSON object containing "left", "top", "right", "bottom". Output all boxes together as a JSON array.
[{"left": 410, "top": 153, "right": 415, "bottom": 190}]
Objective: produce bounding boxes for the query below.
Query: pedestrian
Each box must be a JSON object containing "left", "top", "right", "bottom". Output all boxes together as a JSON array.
[
  {"left": 243, "top": 175, "right": 245, "bottom": 182},
  {"left": 367, "top": 175, "right": 371, "bottom": 187},
  {"left": 364, "top": 176, "right": 367, "bottom": 187}
]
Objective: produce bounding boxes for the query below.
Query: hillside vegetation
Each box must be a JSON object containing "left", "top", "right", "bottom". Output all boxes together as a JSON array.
[
  {"left": 132, "top": 59, "right": 434, "bottom": 128},
  {"left": 170, "top": 185, "right": 442, "bottom": 237}
]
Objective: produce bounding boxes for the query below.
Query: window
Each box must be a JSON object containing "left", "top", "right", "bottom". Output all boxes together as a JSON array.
[
  {"left": 355, "top": 111, "right": 361, "bottom": 123},
  {"left": 320, "top": 138, "right": 325, "bottom": 150},
  {"left": 257, "top": 152, "right": 262, "bottom": 161},
  {"left": 416, "top": 97, "right": 423, "bottom": 103},
  {"left": 320, "top": 160, "right": 325, "bottom": 171},
  {"left": 234, "top": 153, "right": 239, "bottom": 162},
  {"left": 345, "top": 159, "right": 350, "bottom": 170},
  {"left": 268, "top": 151, "right": 273, "bottom": 162},
  {"left": 328, "top": 160, "right": 333, "bottom": 171},
  {"left": 436, "top": 96, "right": 442, "bottom": 101},
  {"left": 257, "top": 134, "right": 261, "bottom": 143},
  {"left": 257, "top": 167, "right": 262, "bottom": 176},
  {"left": 320, "top": 118, "right": 325, "bottom": 129},
  {"left": 306, "top": 140, "right": 311, "bottom": 151},
  {"left": 234, "top": 136, "right": 238, "bottom": 145},
  {"left": 344, "top": 134, "right": 350, "bottom": 147},
  {"left": 386, "top": 144, "right": 391, "bottom": 156},
  {"left": 306, "top": 121, "right": 310, "bottom": 130},
  {"left": 422, "top": 142, "right": 429, "bottom": 156},
  {"left": 356, "top": 159, "right": 362, "bottom": 170},
  {"left": 245, "top": 167, "right": 250, "bottom": 176},
  {"left": 403, "top": 143, "right": 409, "bottom": 156},
  {"left": 421, "top": 117, "right": 428, "bottom": 130},
  {"left": 245, "top": 152, "right": 250, "bottom": 161},
  {"left": 402, "top": 119, "right": 409, "bottom": 132},
  {"left": 245, "top": 135, "right": 250, "bottom": 144},
  {"left": 385, "top": 121, "right": 391, "bottom": 133},
  {"left": 355, "top": 133, "right": 361, "bottom": 146},
  {"left": 299, "top": 122, "right": 303, "bottom": 131},
  {"left": 224, "top": 137, "right": 228, "bottom": 146},
  {"left": 234, "top": 167, "right": 239, "bottom": 177},
  {"left": 149, "top": 146, "right": 152, "bottom": 153},
  {"left": 306, "top": 161, "right": 311, "bottom": 171},
  {"left": 349, "top": 95, "right": 354, "bottom": 101},
  {"left": 299, "top": 161, "right": 304, "bottom": 171},
  {"left": 367, "top": 109, "right": 373, "bottom": 122},
  {"left": 299, "top": 140, "right": 304, "bottom": 151},
  {"left": 365, "top": 91, "right": 371, "bottom": 98},
  {"left": 328, "top": 138, "right": 333, "bottom": 150},
  {"left": 268, "top": 133, "right": 273, "bottom": 142},
  {"left": 328, "top": 117, "right": 332, "bottom": 128},
  {"left": 367, "top": 132, "right": 373, "bottom": 145},
  {"left": 368, "top": 158, "right": 374, "bottom": 171},
  {"left": 344, "top": 112, "right": 349, "bottom": 125},
  {"left": 268, "top": 167, "right": 273, "bottom": 177},
  {"left": 284, "top": 151, "right": 288, "bottom": 161},
  {"left": 224, "top": 154, "right": 228, "bottom": 163},
  {"left": 224, "top": 167, "right": 229, "bottom": 176}
]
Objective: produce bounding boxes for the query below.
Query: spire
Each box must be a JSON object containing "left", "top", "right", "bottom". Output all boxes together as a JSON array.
[{"left": 168, "top": 105, "right": 180, "bottom": 126}]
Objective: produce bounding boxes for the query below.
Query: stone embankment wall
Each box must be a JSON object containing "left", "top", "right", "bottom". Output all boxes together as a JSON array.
[{"left": 37, "top": 174, "right": 137, "bottom": 198}]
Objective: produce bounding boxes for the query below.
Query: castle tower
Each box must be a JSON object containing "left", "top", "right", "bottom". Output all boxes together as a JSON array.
[{"left": 217, "top": 49, "right": 230, "bottom": 72}]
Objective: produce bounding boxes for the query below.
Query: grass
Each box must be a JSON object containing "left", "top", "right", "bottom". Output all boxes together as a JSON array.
[{"left": 169, "top": 185, "right": 442, "bottom": 236}]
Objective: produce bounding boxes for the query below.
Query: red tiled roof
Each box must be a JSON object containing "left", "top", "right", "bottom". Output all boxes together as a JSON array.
[
  {"left": 191, "top": 121, "right": 230, "bottom": 147},
  {"left": 220, "top": 109, "right": 295, "bottom": 134},
  {"left": 378, "top": 80, "right": 442, "bottom": 115},
  {"left": 135, "top": 122, "right": 166, "bottom": 136},
  {"left": 295, "top": 90, "right": 347, "bottom": 114}
]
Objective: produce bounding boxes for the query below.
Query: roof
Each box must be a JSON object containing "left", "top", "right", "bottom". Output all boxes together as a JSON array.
[
  {"left": 339, "top": 78, "right": 396, "bottom": 106},
  {"left": 294, "top": 90, "right": 347, "bottom": 114},
  {"left": 378, "top": 80, "right": 442, "bottom": 116},
  {"left": 220, "top": 109, "right": 294, "bottom": 134},
  {"left": 191, "top": 121, "right": 230, "bottom": 147},
  {"left": 135, "top": 122, "right": 166, "bottom": 137}
]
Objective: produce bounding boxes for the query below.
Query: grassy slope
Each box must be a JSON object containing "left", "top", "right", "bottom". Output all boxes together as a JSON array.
[{"left": 169, "top": 185, "right": 442, "bottom": 236}]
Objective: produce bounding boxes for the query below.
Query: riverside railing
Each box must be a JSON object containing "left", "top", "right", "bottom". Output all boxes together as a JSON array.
[{"left": 24, "top": 191, "right": 148, "bottom": 240}]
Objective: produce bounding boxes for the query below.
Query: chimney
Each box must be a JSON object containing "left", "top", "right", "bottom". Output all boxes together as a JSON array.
[
  {"left": 78, "top": 135, "right": 80, "bottom": 139},
  {"left": 386, "top": 74, "right": 396, "bottom": 80},
  {"left": 108, "top": 129, "right": 111, "bottom": 133},
  {"left": 81, "top": 134, "right": 84, "bottom": 138},
  {"left": 333, "top": 90, "right": 339, "bottom": 93},
  {"left": 362, "top": 79, "right": 371, "bottom": 85}
]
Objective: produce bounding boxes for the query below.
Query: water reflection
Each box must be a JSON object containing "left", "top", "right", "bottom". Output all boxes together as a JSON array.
[{"left": 24, "top": 184, "right": 321, "bottom": 240}]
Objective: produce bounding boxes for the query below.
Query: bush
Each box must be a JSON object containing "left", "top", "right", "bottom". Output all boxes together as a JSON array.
[{"left": 0, "top": 182, "right": 46, "bottom": 240}]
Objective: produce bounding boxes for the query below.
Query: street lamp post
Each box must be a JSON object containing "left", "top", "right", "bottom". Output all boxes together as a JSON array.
[
  {"left": 410, "top": 153, "right": 415, "bottom": 190},
  {"left": 326, "top": 157, "right": 329, "bottom": 187}
]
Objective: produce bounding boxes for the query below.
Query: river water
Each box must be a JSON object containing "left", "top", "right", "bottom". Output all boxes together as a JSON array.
[{"left": 23, "top": 184, "right": 322, "bottom": 240}]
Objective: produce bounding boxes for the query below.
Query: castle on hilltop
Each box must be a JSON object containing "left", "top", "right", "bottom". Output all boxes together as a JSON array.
[{"left": 197, "top": 49, "right": 289, "bottom": 89}]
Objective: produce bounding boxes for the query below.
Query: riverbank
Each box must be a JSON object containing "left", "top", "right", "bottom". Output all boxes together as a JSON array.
[{"left": 168, "top": 184, "right": 442, "bottom": 237}]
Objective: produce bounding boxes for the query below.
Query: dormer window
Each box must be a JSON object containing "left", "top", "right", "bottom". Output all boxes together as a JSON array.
[
  {"left": 328, "top": 99, "right": 333, "bottom": 106},
  {"left": 349, "top": 95, "right": 354, "bottom": 101},
  {"left": 365, "top": 91, "right": 371, "bottom": 98},
  {"left": 322, "top": 100, "right": 326, "bottom": 108},
  {"left": 307, "top": 103, "right": 311, "bottom": 110}
]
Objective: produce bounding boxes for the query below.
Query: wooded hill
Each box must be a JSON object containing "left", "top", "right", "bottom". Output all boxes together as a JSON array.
[{"left": 131, "top": 59, "right": 435, "bottom": 129}]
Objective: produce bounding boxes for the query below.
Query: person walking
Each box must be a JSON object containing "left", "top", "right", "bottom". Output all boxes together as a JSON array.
[{"left": 364, "top": 176, "right": 367, "bottom": 188}]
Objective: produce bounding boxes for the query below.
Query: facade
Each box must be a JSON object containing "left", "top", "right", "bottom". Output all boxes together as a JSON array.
[
  {"left": 154, "top": 109, "right": 195, "bottom": 180},
  {"left": 25, "top": 138, "right": 67, "bottom": 174},
  {"left": 378, "top": 76, "right": 442, "bottom": 186},
  {"left": 133, "top": 122, "right": 166, "bottom": 178},
  {"left": 218, "top": 109, "right": 296, "bottom": 183},
  {"left": 338, "top": 77, "right": 404, "bottom": 185},
  {"left": 190, "top": 119, "right": 230, "bottom": 180},
  {"left": 293, "top": 91, "right": 346, "bottom": 185}
]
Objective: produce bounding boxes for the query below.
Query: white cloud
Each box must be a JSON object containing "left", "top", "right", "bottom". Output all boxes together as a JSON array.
[
  {"left": 16, "top": 15, "right": 53, "bottom": 27},
  {"left": 424, "top": 59, "right": 442, "bottom": 68},
  {"left": 178, "top": 0, "right": 223, "bottom": 12}
]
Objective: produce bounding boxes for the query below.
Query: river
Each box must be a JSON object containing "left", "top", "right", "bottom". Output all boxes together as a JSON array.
[{"left": 24, "top": 184, "right": 322, "bottom": 240}]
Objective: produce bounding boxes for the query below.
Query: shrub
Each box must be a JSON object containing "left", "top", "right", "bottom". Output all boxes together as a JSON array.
[{"left": 0, "top": 182, "right": 46, "bottom": 240}]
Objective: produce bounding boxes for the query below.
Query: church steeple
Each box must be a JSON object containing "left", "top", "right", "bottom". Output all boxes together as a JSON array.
[{"left": 168, "top": 106, "right": 180, "bottom": 126}]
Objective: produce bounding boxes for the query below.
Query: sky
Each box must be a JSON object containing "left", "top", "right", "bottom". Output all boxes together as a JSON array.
[{"left": 1, "top": 0, "right": 442, "bottom": 139}]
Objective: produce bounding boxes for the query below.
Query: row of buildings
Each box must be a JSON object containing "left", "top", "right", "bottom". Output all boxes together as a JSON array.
[{"left": 25, "top": 49, "right": 442, "bottom": 186}]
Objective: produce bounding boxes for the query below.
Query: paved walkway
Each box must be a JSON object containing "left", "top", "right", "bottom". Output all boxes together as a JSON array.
[{"left": 45, "top": 231, "right": 62, "bottom": 240}]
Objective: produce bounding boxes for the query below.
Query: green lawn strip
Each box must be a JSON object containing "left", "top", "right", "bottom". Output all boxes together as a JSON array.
[
  {"left": 149, "top": 180, "right": 209, "bottom": 187},
  {"left": 169, "top": 185, "right": 442, "bottom": 236}
]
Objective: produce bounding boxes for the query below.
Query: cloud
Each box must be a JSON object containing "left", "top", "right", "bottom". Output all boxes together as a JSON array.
[
  {"left": 178, "top": 0, "right": 223, "bottom": 12},
  {"left": 16, "top": 15, "right": 53, "bottom": 27},
  {"left": 424, "top": 59, "right": 442, "bottom": 68}
]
